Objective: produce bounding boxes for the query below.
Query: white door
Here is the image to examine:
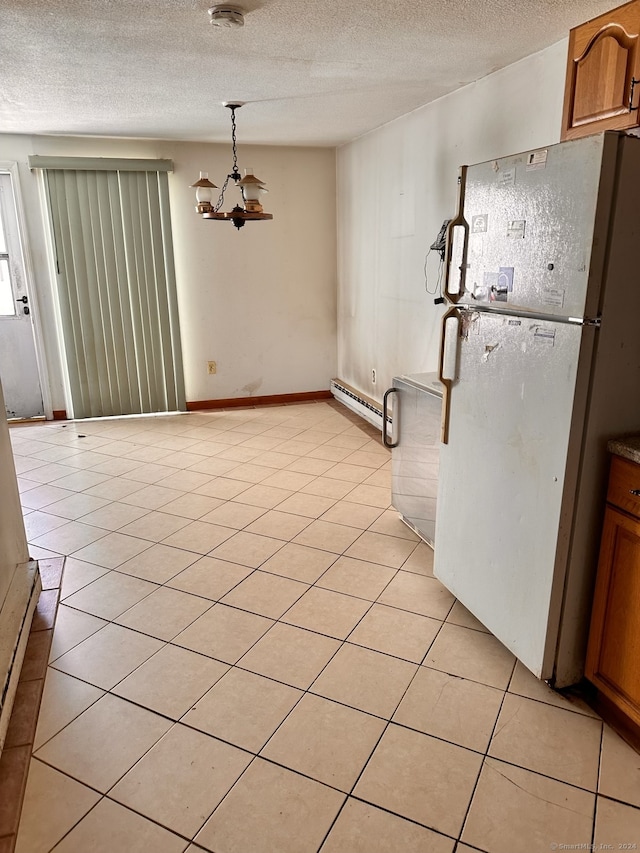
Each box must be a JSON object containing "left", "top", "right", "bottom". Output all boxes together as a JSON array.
[
  {"left": 434, "top": 309, "right": 594, "bottom": 679},
  {"left": 0, "top": 173, "right": 43, "bottom": 419}
]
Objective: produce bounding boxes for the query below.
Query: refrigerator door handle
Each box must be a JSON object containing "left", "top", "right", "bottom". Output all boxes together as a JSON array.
[
  {"left": 438, "top": 306, "right": 461, "bottom": 444},
  {"left": 382, "top": 387, "right": 399, "bottom": 448},
  {"left": 444, "top": 165, "right": 469, "bottom": 304}
]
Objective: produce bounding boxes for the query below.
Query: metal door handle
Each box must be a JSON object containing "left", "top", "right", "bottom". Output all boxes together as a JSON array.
[
  {"left": 382, "top": 387, "right": 399, "bottom": 448},
  {"left": 630, "top": 489, "right": 640, "bottom": 496},
  {"left": 16, "top": 296, "right": 28, "bottom": 304},
  {"left": 438, "top": 307, "right": 461, "bottom": 444},
  {"left": 443, "top": 165, "right": 469, "bottom": 303},
  {"left": 629, "top": 77, "right": 640, "bottom": 112}
]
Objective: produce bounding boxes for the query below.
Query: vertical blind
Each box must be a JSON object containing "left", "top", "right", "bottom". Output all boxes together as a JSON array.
[{"left": 35, "top": 161, "right": 185, "bottom": 419}]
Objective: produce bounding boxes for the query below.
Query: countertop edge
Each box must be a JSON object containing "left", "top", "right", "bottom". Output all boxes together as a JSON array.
[{"left": 608, "top": 436, "right": 640, "bottom": 465}]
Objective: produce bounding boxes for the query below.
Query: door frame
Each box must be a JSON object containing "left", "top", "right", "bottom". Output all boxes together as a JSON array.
[{"left": 0, "top": 161, "right": 52, "bottom": 420}]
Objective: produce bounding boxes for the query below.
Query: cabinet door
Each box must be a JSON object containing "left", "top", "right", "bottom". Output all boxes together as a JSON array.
[
  {"left": 586, "top": 505, "right": 640, "bottom": 727},
  {"left": 561, "top": 0, "right": 640, "bottom": 140}
]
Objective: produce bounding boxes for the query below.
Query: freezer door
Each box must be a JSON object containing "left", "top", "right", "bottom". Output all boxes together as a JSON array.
[
  {"left": 390, "top": 377, "right": 442, "bottom": 546},
  {"left": 456, "top": 134, "right": 618, "bottom": 319},
  {"left": 434, "top": 311, "right": 592, "bottom": 679}
]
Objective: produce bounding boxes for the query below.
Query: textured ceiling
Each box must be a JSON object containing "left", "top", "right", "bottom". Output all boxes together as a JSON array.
[{"left": 1, "top": 0, "right": 617, "bottom": 146}]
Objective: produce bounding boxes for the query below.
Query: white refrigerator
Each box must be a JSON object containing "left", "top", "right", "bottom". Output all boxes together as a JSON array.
[{"left": 434, "top": 131, "right": 640, "bottom": 688}]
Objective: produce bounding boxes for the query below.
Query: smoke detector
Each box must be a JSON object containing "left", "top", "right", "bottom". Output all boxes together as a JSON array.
[{"left": 208, "top": 5, "right": 245, "bottom": 27}]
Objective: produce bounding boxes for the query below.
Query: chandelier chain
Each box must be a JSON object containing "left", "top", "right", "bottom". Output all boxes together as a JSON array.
[
  {"left": 230, "top": 107, "right": 239, "bottom": 176},
  {"left": 213, "top": 174, "right": 231, "bottom": 213},
  {"left": 213, "top": 105, "right": 241, "bottom": 213}
]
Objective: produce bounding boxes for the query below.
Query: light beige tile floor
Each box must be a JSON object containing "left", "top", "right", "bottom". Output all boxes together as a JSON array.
[{"left": 7, "top": 400, "right": 640, "bottom": 853}]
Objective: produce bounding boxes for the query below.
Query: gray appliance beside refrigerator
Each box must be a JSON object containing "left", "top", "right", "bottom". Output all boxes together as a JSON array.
[
  {"left": 434, "top": 131, "right": 640, "bottom": 687},
  {"left": 383, "top": 373, "right": 442, "bottom": 547}
]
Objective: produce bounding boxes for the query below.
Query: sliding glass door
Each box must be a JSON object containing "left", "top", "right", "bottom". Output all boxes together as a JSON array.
[{"left": 38, "top": 159, "right": 185, "bottom": 419}]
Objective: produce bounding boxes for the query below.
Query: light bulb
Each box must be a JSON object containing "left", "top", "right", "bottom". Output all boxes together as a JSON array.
[{"left": 196, "top": 172, "right": 213, "bottom": 205}]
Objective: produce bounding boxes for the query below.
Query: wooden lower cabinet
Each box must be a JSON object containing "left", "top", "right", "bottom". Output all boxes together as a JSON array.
[{"left": 586, "top": 459, "right": 640, "bottom": 735}]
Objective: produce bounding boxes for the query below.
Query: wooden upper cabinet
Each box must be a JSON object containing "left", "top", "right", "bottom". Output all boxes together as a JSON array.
[{"left": 562, "top": 0, "right": 640, "bottom": 140}]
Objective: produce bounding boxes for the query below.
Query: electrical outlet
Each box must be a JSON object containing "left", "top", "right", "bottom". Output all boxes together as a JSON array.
[
  {"left": 371, "top": 369, "right": 376, "bottom": 384},
  {"left": 207, "top": 361, "right": 217, "bottom": 375}
]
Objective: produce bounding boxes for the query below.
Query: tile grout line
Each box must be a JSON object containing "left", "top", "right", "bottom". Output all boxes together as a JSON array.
[
  {"left": 591, "top": 721, "right": 606, "bottom": 847},
  {"left": 13, "top": 403, "right": 633, "bottom": 851},
  {"left": 118, "top": 513, "right": 422, "bottom": 846},
  {"left": 313, "top": 598, "right": 457, "bottom": 849},
  {"left": 32, "top": 447, "right": 396, "bottom": 839},
  {"left": 455, "top": 657, "right": 517, "bottom": 847}
]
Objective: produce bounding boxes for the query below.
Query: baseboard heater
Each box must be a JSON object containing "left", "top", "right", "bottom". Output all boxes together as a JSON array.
[{"left": 330, "top": 379, "right": 385, "bottom": 431}]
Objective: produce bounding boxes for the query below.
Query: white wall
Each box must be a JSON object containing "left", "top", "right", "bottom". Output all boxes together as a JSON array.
[
  {"left": 0, "top": 135, "right": 337, "bottom": 411},
  {"left": 1, "top": 37, "right": 571, "bottom": 413},
  {"left": 336, "top": 39, "right": 568, "bottom": 399}
]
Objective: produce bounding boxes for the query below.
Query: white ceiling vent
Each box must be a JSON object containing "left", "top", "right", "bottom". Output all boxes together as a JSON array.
[{"left": 208, "top": 5, "right": 245, "bottom": 28}]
